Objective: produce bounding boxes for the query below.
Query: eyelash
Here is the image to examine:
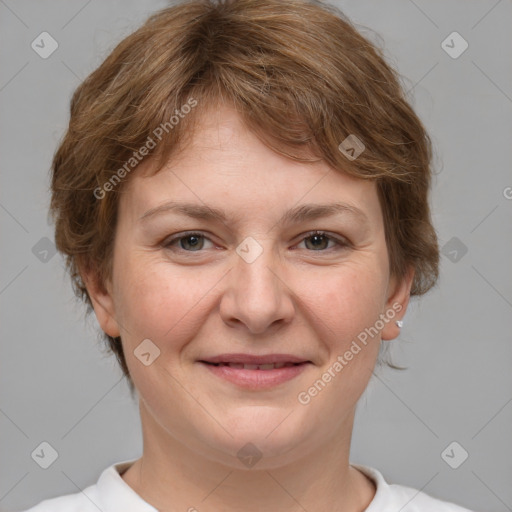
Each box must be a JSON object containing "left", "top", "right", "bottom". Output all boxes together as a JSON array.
[{"left": 163, "top": 230, "right": 350, "bottom": 254}]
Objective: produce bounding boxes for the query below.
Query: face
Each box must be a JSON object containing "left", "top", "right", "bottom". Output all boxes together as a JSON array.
[{"left": 87, "top": 103, "right": 412, "bottom": 469}]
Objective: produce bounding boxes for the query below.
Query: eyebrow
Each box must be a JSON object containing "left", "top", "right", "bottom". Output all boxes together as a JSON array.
[{"left": 138, "top": 200, "right": 369, "bottom": 226}]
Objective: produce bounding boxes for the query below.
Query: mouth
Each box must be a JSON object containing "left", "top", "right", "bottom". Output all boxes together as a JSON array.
[
  {"left": 198, "top": 354, "right": 312, "bottom": 389},
  {"left": 203, "top": 361, "right": 304, "bottom": 370}
]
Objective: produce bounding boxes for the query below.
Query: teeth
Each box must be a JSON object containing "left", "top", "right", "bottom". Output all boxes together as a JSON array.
[
  {"left": 216, "top": 362, "right": 300, "bottom": 370},
  {"left": 226, "top": 362, "right": 244, "bottom": 369}
]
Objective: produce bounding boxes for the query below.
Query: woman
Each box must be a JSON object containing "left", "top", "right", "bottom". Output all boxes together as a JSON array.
[{"left": 24, "top": 0, "right": 476, "bottom": 510}]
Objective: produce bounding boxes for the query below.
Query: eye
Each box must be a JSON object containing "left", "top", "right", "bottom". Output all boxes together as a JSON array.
[
  {"left": 163, "top": 230, "right": 349, "bottom": 254},
  {"left": 164, "top": 232, "right": 214, "bottom": 252},
  {"left": 297, "top": 230, "right": 349, "bottom": 251}
]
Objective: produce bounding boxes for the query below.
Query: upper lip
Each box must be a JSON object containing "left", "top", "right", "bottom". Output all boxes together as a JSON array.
[{"left": 200, "top": 353, "right": 311, "bottom": 365}]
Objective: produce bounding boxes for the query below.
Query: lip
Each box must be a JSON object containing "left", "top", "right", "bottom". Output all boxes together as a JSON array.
[
  {"left": 201, "top": 353, "right": 310, "bottom": 365},
  {"left": 198, "top": 354, "right": 312, "bottom": 390}
]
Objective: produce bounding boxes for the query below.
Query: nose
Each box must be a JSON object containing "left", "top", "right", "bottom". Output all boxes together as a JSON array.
[{"left": 218, "top": 237, "right": 295, "bottom": 335}]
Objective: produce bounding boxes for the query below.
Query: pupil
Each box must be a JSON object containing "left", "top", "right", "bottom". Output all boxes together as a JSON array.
[
  {"left": 308, "top": 234, "right": 327, "bottom": 250},
  {"left": 183, "top": 235, "right": 202, "bottom": 250}
]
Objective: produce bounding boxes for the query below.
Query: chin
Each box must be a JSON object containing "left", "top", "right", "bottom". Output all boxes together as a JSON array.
[{"left": 199, "top": 407, "right": 318, "bottom": 469}]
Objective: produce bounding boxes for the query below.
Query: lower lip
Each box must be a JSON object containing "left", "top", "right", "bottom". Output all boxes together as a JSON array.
[{"left": 200, "top": 362, "right": 310, "bottom": 389}]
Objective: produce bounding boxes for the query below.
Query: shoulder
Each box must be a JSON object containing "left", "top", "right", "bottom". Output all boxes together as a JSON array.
[
  {"left": 20, "top": 459, "right": 149, "bottom": 512},
  {"left": 21, "top": 484, "right": 98, "bottom": 512},
  {"left": 383, "top": 482, "right": 475, "bottom": 511},
  {"left": 353, "top": 464, "right": 476, "bottom": 512}
]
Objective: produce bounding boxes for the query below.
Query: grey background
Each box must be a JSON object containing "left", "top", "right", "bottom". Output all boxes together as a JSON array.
[{"left": 1, "top": 0, "right": 511, "bottom": 511}]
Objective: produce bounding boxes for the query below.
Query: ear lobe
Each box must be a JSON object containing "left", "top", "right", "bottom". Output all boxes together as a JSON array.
[
  {"left": 80, "top": 264, "right": 121, "bottom": 338},
  {"left": 381, "top": 266, "right": 415, "bottom": 341}
]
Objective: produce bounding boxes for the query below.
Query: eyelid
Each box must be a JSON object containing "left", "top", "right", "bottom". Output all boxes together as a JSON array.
[
  {"left": 297, "top": 230, "right": 351, "bottom": 249},
  {"left": 163, "top": 230, "right": 351, "bottom": 252},
  {"left": 163, "top": 231, "right": 216, "bottom": 250}
]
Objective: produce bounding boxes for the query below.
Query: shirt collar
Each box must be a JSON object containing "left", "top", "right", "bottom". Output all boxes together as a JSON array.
[
  {"left": 96, "top": 458, "right": 158, "bottom": 511},
  {"left": 96, "top": 459, "right": 388, "bottom": 511}
]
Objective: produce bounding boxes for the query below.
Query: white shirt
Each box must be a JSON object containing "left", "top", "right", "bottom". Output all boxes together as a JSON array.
[{"left": 22, "top": 459, "right": 475, "bottom": 511}]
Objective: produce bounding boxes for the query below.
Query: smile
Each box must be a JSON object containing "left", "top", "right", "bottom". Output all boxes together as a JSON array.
[
  {"left": 206, "top": 362, "right": 301, "bottom": 370},
  {"left": 199, "top": 355, "right": 312, "bottom": 389}
]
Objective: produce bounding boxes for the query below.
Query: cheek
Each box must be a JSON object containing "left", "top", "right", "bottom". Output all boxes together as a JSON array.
[
  {"left": 300, "top": 260, "right": 388, "bottom": 346},
  {"left": 298, "top": 266, "right": 386, "bottom": 407},
  {"left": 114, "top": 256, "right": 217, "bottom": 346}
]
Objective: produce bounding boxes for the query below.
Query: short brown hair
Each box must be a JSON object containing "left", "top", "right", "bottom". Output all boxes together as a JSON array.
[{"left": 49, "top": 0, "right": 439, "bottom": 395}]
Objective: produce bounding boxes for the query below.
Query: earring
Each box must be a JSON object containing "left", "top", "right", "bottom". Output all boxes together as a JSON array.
[{"left": 395, "top": 320, "right": 403, "bottom": 329}]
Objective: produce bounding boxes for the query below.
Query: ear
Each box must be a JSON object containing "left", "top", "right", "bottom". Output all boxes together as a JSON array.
[
  {"left": 381, "top": 265, "right": 415, "bottom": 341},
  {"left": 80, "top": 263, "right": 121, "bottom": 338}
]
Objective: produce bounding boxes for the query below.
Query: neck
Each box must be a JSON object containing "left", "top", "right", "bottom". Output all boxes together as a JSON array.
[{"left": 121, "top": 401, "right": 376, "bottom": 512}]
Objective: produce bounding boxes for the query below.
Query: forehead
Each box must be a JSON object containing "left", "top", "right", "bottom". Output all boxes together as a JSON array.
[{"left": 119, "top": 104, "right": 382, "bottom": 228}]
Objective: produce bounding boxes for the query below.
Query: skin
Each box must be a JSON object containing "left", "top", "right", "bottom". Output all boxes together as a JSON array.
[{"left": 83, "top": 102, "right": 414, "bottom": 512}]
